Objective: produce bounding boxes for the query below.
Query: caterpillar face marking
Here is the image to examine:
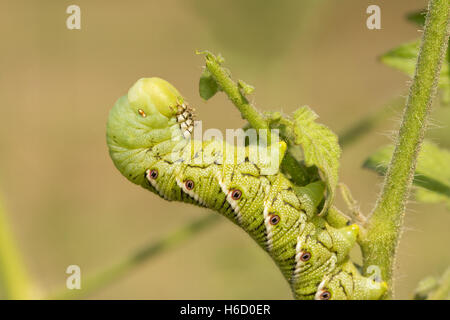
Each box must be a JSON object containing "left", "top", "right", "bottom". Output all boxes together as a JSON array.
[{"left": 106, "top": 78, "right": 388, "bottom": 300}]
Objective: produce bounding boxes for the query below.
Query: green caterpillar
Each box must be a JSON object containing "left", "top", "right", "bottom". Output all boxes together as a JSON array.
[{"left": 106, "top": 78, "right": 387, "bottom": 300}]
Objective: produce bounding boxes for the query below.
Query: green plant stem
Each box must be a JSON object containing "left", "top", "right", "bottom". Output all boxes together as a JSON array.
[
  {"left": 0, "top": 197, "right": 33, "bottom": 299},
  {"left": 202, "top": 51, "right": 316, "bottom": 186},
  {"left": 203, "top": 53, "right": 270, "bottom": 131},
  {"left": 48, "top": 214, "right": 220, "bottom": 299},
  {"left": 360, "top": 0, "right": 449, "bottom": 298}
]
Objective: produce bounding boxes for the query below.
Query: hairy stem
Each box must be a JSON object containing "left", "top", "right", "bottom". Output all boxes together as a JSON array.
[
  {"left": 0, "top": 197, "right": 34, "bottom": 299},
  {"left": 48, "top": 214, "right": 220, "bottom": 299},
  {"left": 201, "top": 51, "right": 316, "bottom": 186},
  {"left": 202, "top": 52, "right": 270, "bottom": 131},
  {"left": 360, "top": 0, "right": 449, "bottom": 298}
]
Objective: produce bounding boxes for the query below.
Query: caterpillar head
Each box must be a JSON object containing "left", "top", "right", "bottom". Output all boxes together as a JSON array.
[
  {"left": 128, "top": 77, "right": 181, "bottom": 118},
  {"left": 126, "top": 77, "right": 195, "bottom": 142},
  {"left": 107, "top": 78, "right": 194, "bottom": 188}
]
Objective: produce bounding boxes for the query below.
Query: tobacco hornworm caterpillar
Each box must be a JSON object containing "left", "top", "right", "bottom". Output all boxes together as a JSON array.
[{"left": 106, "top": 78, "right": 387, "bottom": 300}]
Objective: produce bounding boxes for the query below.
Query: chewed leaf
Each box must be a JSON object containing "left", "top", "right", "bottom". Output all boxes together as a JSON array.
[
  {"left": 238, "top": 80, "right": 255, "bottom": 95},
  {"left": 380, "top": 40, "right": 449, "bottom": 103},
  {"left": 380, "top": 40, "right": 420, "bottom": 76},
  {"left": 363, "top": 141, "right": 450, "bottom": 209},
  {"left": 292, "top": 106, "right": 341, "bottom": 215},
  {"left": 362, "top": 144, "right": 393, "bottom": 176},
  {"left": 199, "top": 68, "right": 220, "bottom": 100}
]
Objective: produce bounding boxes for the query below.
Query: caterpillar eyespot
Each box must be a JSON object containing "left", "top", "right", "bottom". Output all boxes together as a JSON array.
[
  {"left": 148, "top": 169, "right": 158, "bottom": 180},
  {"left": 230, "top": 189, "right": 242, "bottom": 200},
  {"left": 185, "top": 180, "right": 195, "bottom": 190},
  {"left": 269, "top": 214, "right": 280, "bottom": 225},
  {"left": 319, "top": 291, "right": 331, "bottom": 300},
  {"left": 300, "top": 252, "right": 311, "bottom": 262},
  {"left": 106, "top": 77, "right": 387, "bottom": 300}
]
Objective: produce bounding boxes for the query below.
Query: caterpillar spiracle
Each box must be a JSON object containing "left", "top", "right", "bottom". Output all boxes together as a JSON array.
[{"left": 106, "top": 78, "right": 387, "bottom": 300}]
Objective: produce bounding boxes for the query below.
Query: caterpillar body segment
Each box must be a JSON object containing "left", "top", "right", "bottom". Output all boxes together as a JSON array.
[
  {"left": 314, "top": 260, "right": 388, "bottom": 300},
  {"left": 106, "top": 78, "right": 387, "bottom": 300}
]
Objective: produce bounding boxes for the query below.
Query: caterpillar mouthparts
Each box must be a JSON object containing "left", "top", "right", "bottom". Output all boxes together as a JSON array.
[{"left": 176, "top": 103, "right": 195, "bottom": 139}]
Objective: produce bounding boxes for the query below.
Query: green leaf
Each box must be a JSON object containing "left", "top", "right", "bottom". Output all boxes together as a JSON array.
[
  {"left": 0, "top": 197, "right": 34, "bottom": 299},
  {"left": 292, "top": 106, "right": 341, "bottom": 215},
  {"left": 380, "top": 40, "right": 449, "bottom": 104},
  {"left": 414, "top": 275, "right": 438, "bottom": 300},
  {"left": 405, "top": 8, "right": 450, "bottom": 104},
  {"left": 199, "top": 69, "right": 220, "bottom": 100},
  {"left": 363, "top": 141, "right": 450, "bottom": 208},
  {"left": 406, "top": 9, "right": 426, "bottom": 26},
  {"left": 237, "top": 79, "right": 255, "bottom": 95},
  {"left": 264, "top": 111, "right": 321, "bottom": 187},
  {"left": 380, "top": 39, "right": 419, "bottom": 77}
]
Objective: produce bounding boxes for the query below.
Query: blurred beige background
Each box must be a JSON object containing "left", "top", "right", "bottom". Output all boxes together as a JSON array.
[{"left": 0, "top": 0, "right": 449, "bottom": 299}]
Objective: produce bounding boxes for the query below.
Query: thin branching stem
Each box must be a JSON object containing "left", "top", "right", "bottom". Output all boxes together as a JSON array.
[
  {"left": 48, "top": 214, "right": 220, "bottom": 299},
  {"left": 201, "top": 52, "right": 270, "bottom": 131}
]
